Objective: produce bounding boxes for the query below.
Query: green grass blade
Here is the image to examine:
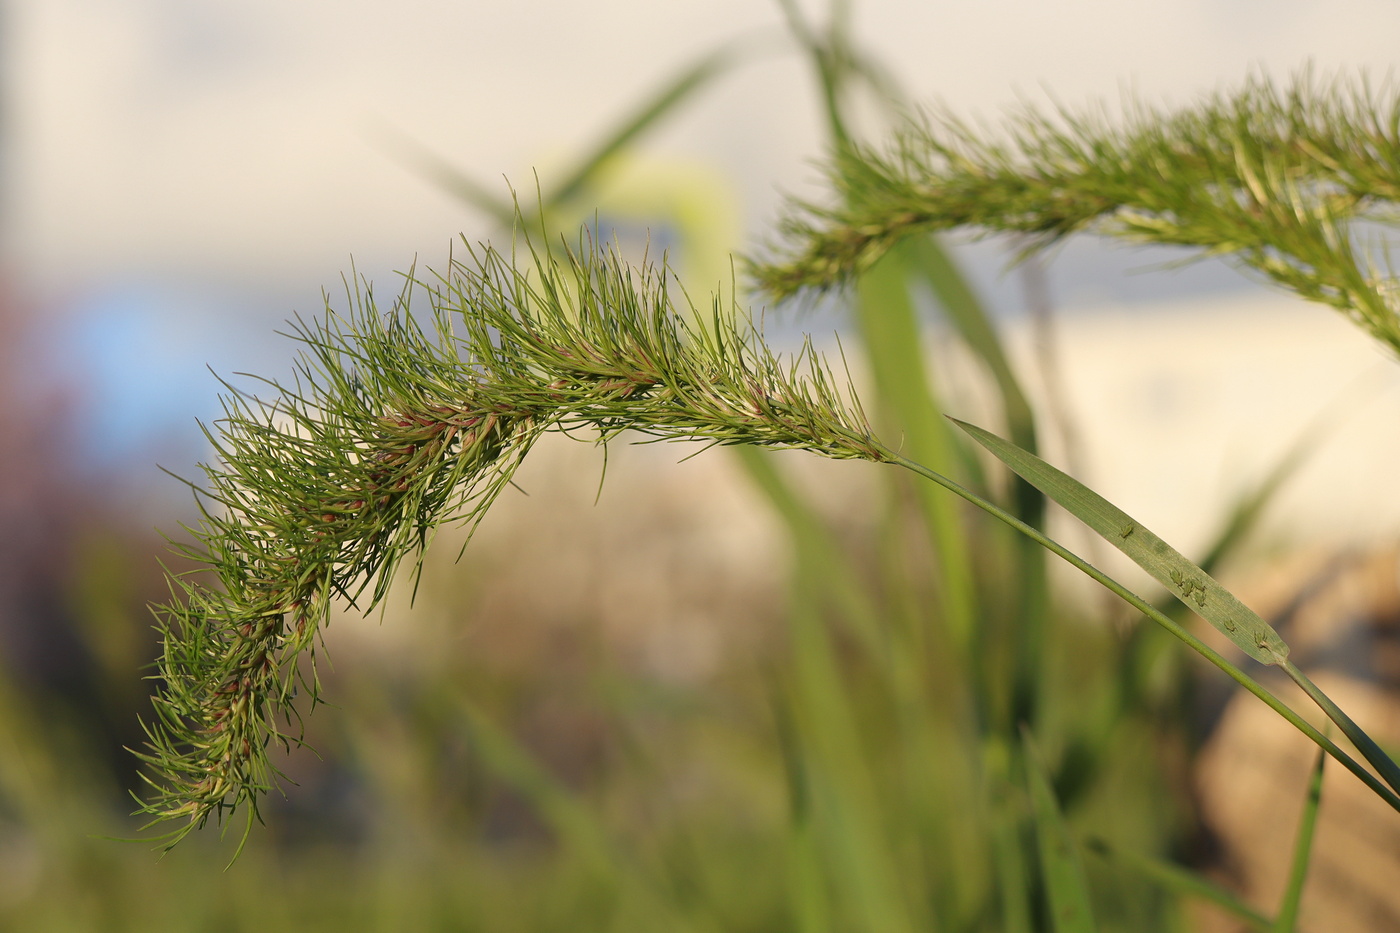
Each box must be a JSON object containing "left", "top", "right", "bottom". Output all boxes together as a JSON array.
[
  {"left": 770, "top": 682, "right": 836, "bottom": 933},
  {"left": 948, "top": 417, "right": 1400, "bottom": 797},
  {"left": 1131, "top": 418, "right": 1317, "bottom": 655},
  {"left": 1084, "top": 838, "right": 1272, "bottom": 932},
  {"left": 950, "top": 418, "right": 1290, "bottom": 668},
  {"left": 542, "top": 42, "right": 753, "bottom": 209},
  {"left": 1192, "top": 422, "right": 1319, "bottom": 581},
  {"left": 1281, "top": 662, "right": 1400, "bottom": 796},
  {"left": 732, "top": 447, "right": 886, "bottom": 659},
  {"left": 378, "top": 39, "right": 755, "bottom": 228},
  {"left": 784, "top": 584, "right": 920, "bottom": 933},
  {"left": 948, "top": 419, "right": 1400, "bottom": 799},
  {"left": 458, "top": 701, "right": 619, "bottom": 879},
  {"left": 896, "top": 236, "right": 1051, "bottom": 728},
  {"left": 1274, "top": 747, "right": 1326, "bottom": 933},
  {"left": 901, "top": 235, "right": 1042, "bottom": 524},
  {"left": 884, "top": 450, "right": 1400, "bottom": 814},
  {"left": 368, "top": 125, "right": 517, "bottom": 226},
  {"left": 741, "top": 452, "right": 920, "bottom": 933},
  {"left": 1022, "top": 730, "right": 1097, "bottom": 933},
  {"left": 987, "top": 742, "right": 1035, "bottom": 933},
  {"left": 856, "top": 244, "right": 977, "bottom": 652},
  {"left": 1114, "top": 415, "right": 1325, "bottom": 760}
]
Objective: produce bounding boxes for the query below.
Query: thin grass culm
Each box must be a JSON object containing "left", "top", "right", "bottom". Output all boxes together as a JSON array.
[{"left": 135, "top": 226, "right": 889, "bottom": 848}]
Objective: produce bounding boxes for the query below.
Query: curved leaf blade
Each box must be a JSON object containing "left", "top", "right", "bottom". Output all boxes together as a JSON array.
[{"left": 951, "top": 418, "right": 1289, "bottom": 667}]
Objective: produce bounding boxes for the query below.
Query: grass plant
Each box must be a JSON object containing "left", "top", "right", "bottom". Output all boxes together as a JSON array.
[{"left": 102, "top": 12, "right": 1400, "bottom": 932}]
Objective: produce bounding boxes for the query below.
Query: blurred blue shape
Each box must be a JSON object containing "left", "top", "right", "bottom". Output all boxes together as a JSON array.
[{"left": 48, "top": 281, "right": 276, "bottom": 476}]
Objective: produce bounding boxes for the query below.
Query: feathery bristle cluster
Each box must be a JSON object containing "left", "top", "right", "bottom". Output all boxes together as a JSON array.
[
  {"left": 136, "top": 230, "right": 888, "bottom": 847},
  {"left": 752, "top": 70, "right": 1400, "bottom": 354}
]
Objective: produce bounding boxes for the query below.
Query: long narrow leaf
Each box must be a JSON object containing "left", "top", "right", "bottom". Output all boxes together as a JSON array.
[
  {"left": 368, "top": 125, "right": 517, "bottom": 226},
  {"left": 543, "top": 42, "right": 754, "bottom": 209},
  {"left": 769, "top": 680, "right": 835, "bottom": 933},
  {"left": 951, "top": 417, "right": 1400, "bottom": 796},
  {"left": 884, "top": 450, "right": 1400, "bottom": 814},
  {"left": 1084, "top": 838, "right": 1272, "bottom": 932},
  {"left": 951, "top": 418, "right": 1290, "bottom": 667},
  {"left": 380, "top": 39, "right": 756, "bottom": 230},
  {"left": 858, "top": 245, "right": 977, "bottom": 651},
  {"left": 1274, "top": 747, "right": 1326, "bottom": 933},
  {"left": 1022, "top": 730, "right": 1097, "bottom": 933},
  {"left": 784, "top": 583, "right": 920, "bottom": 933},
  {"left": 902, "top": 235, "right": 1042, "bottom": 526},
  {"left": 989, "top": 780, "right": 1035, "bottom": 933},
  {"left": 1281, "top": 662, "right": 1400, "bottom": 795}
]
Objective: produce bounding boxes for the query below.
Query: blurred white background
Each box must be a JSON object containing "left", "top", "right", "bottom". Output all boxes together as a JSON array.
[
  {"left": 11, "top": 0, "right": 1400, "bottom": 284},
  {"left": 5, "top": 0, "right": 1400, "bottom": 550}
]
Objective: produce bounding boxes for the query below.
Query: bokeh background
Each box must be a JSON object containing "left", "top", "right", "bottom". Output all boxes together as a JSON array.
[{"left": 5, "top": 1, "right": 1400, "bottom": 930}]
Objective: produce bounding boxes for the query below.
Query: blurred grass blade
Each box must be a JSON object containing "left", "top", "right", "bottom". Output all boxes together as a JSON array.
[
  {"left": 902, "top": 235, "right": 1042, "bottom": 526},
  {"left": 857, "top": 243, "right": 977, "bottom": 651},
  {"left": 368, "top": 123, "right": 517, "bottom": 226},
  {"left": 987, "top": 747, "right": 1035, "bottom": 933},
  {"left": 733, "top": 447, "right": 886, "bottom": 658},
  {"left": 459, "top": 701, "right": 618, "bottom": 878},
  {"left": 1084, "top": 838, "right": 1272, "bottom": 932},
  {"left": 1192, "top": 421, "right": 1318, "bottom": 581},
  {"left": 897, "top": 235, "right": 1050, "bottom": 725},
  {"left": 543, "top": 41, "right": 755, "bottom": 209},
  {"left": 770, "top": 678, "right": 835, "bottom": 933},
  {"left": 784, "top": 583, "right": 920, "bottom": 933},
  {"left": 375, "top": 38, "right": 757, "bottom": 226},
  {"left": 1274, "top": 748, "right": 1326, "bottom": 933},
  {"left": 778, "top": 0, "right": 856, "bottom": 150},
  {"left": 1022, "top": 730, "right": 1097, "bottom": 933},
  {"left": 991, "top": 813, "right": 1035, "bottom": 933},
  {"left": 951, "top": 418, "right": 1291, "bottom": 668}
]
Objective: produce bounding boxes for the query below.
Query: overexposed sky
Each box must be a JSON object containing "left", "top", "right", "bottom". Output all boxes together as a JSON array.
[{"left": 10, "top": 0, "right": 1400, "bottom": 290}]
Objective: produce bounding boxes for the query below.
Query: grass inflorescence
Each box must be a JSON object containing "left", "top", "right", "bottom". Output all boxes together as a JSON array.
[
  {"left": 752, "top": 70, "right": 1400, "bottom": 354},
  {"left": 135, "top": 228, "right": 888, "bottom": 846}
]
